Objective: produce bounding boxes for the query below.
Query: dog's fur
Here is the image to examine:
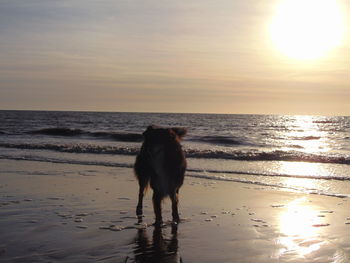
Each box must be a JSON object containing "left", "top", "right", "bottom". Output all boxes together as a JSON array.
[{"left": 134, "top": 125, "right": 187, "bottom": 224}]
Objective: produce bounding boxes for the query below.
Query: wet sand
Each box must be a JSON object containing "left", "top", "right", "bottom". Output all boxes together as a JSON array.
[{"left": 1, "top": 159, "right": 350, "bottom": 262}]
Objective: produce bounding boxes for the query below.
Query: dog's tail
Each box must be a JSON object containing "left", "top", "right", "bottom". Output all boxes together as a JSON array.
[{"left": 134, "top": 153, "right": 151, "bottom": 192}]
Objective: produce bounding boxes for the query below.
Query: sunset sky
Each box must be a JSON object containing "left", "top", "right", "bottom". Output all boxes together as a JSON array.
[{"left": 1, "top": 0, "right": 350, "bottom": 115}]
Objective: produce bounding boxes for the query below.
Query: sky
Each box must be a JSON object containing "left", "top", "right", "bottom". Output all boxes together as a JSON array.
[{"left": 0, "top": 0, "right": 350, "bottom": 115}]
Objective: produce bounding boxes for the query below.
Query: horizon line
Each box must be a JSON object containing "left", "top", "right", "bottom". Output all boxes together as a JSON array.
[{"left": 0, "top": 108, "right": 348, "bottom": 118}]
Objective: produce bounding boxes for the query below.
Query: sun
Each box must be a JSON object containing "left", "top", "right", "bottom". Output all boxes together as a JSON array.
[{"left": 269, "top": 0, "right": 346, "bottom": 60}]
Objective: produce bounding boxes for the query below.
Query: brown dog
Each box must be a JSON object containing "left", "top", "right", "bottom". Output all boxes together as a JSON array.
[{"left": 134, "top": 125, "right": 187, "bottom": 224}]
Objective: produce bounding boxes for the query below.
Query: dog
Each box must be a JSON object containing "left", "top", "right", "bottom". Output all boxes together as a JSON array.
[{"left": 134, "top": 125, "right": 187, "bottom": 224}]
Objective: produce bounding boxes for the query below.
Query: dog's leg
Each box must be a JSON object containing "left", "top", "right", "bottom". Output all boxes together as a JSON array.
[
  {"left": 136, "top": 182, "right": 146, "bottom": 217},
  {"left": 170, "top": 190, "right": 180, "bottom": 223},
  {"left": 152, "top": 192, "right": 163, "bottom": 225},
  {"left": 134, "top": 153, "right": 151, "bottom": 219}
]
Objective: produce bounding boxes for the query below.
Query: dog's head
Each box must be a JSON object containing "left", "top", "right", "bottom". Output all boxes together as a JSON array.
[{"left": 142, "top": 125, "right": 187, "bottom": 145}]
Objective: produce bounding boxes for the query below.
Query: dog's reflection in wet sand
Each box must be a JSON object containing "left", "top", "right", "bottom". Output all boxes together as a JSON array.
[{"left": 132, "top": 223, "right": 182, "bottom": 263}]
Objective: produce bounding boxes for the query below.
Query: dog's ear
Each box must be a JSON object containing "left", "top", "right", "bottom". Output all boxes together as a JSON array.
[
  {"left": 167, "top": 128, "right": 178, "bottom": 141},
  {"left": 171, "top": 127, "right": 187, "bottom": 139},
  {"left": 142, "top": 125, "right": 154, "bottom": 137}
]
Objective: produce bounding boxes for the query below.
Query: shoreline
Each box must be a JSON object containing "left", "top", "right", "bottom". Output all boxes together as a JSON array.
[{"left": 1, "top": 159, "right": 350, "bottom": 262}]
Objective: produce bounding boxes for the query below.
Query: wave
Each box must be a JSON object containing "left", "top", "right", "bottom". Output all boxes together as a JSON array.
[
  {"left": 0, "top": 155, "right": 134, "bottom": 169},
  {"left": 1, "top": 142, "right": 350, "bottom": 165},
  {"left": 27, "top": 128, "right": 143, "bottom": 142},
  {"left": 288, "top": 145, "right": 304, "bottom": 149},
  {"left": 89, "top": 131, "right": 143, "bottom": 142},
  {"left": 189, "top": 135, "right": 246, "bottom": 146},
  {"left": 291, "top": 136, "right": 321, "bottom": 141},
  {"left": 187, "top": 173, "right": 349, "bottom": 198},
  {"left": 312, "top": 120, "right": 337, "bottom": 124},
  {"left": 0, "top": 142, "right": 138, "bottom": 155},
  {"left": 0, "top": 154, "right": 348, "bottom": 198},
  {"left": 18, "top": 128, "right": 253, "bottom": 146},
  {"left": 187, "top": 168, "right": 349, "bottom": 181},
  {"left": 2, "top": 151, "right": 349, "bottom": 181},
  {"left": 185, "top": 148, "right": 350, "bottom": 165},
  {"left": 30, "top": 128, "right": 252, "bottom": 146},
  {"left": 29, "top": 128, "right": 84, "bottom": 136}
]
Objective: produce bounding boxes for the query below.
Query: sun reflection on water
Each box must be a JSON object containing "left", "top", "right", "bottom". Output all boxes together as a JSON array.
[
  {"left": 279, "top": 161, "right": 325, "bottom": 177},
  {"left": 277, "top": 197, "right": 324, "bottom": 258},
  {"left": 282, "top": 115, "right": 331, "bottom": 153},
  {"left": 274, "top": 161, "right": 331, "bottom": 192}
]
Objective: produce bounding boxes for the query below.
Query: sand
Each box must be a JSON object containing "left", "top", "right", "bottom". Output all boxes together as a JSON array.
[{"left": 1, "top": 159, "right": 350, "bottom": 262}]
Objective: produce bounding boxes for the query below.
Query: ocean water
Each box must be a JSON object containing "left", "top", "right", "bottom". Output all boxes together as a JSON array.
[{"left": 1, "top": 110, "right": 350, "bottom": 198}]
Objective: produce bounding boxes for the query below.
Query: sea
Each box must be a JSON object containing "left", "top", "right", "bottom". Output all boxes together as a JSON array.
[{"left": 1, "top": 110, "right": 350, "bottom": 198}]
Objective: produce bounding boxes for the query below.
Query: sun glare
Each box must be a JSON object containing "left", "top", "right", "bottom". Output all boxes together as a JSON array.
[
  {"left": 269, "top": 0, "right": 346, "bottom": 60},
  {"left": 277, "top": 198, "right": 323, "bottom": 258}
]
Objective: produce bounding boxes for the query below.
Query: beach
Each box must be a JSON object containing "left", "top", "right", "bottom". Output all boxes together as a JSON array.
[
  {"left": 2, "top": 0, "right": 350, "bottom": 260},
  {"left": 1, "top": 159, "right": 350, "bottom": 263}
]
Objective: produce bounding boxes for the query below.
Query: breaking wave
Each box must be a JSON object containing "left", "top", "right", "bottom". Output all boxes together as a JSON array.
[
  {"left": 1, "top": 142, "right": 350, "bottom": 165},
  {"left": 0, "top": 154, "right": 348, "bottom": 198},
  {"left": 27, "top": 128, "right": 143, "bottom": 142},
  {"left": 0, "top": 142, "right": 138, "bottom": 155},
  {"left": 190, "top": 135, "right": 246, "bottom": 146}
]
